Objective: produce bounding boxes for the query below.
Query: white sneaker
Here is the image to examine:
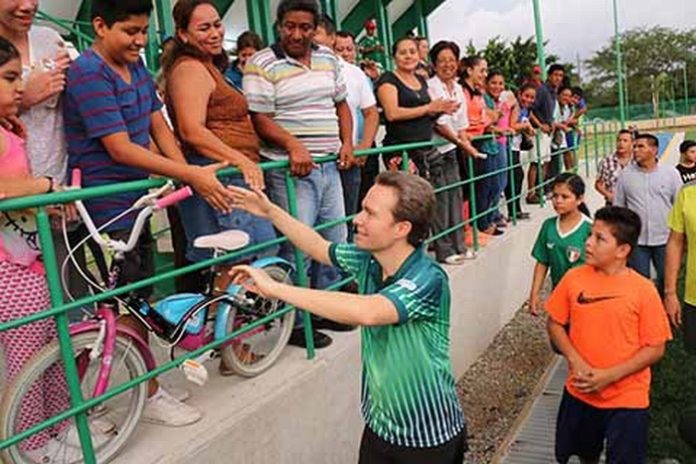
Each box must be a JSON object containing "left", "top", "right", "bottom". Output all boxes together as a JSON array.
[
  {"left": 61, "top": 419, "right": 115, "bottom": 447},
  {"left": 141, "top": 388, "right": 202, "bottom": 427}
]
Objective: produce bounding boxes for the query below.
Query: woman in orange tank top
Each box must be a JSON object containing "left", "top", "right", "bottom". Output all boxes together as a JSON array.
[{"left": 162, "top": 0, "right": 277, "bottom": 287}]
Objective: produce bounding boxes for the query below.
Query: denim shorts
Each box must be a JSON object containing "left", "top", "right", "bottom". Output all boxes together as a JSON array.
[{"left": 177, "top": 173, "right": 277, "bottom": 263}]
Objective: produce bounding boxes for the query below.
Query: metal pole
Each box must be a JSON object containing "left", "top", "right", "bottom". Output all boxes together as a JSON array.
[
  {"left": 375, "top": 0, "right": 392, "bottom": 71},
  {"left": 414, "top": 0, "right": 429, "bottom": 40},
  {"left": 36, "top": 209, "right": 97, "bottom": 463},
  {"left": 612, "top": 0, "right": 626, "bottom": 127},
  {"left": 684, "top": 63, "right": 689, "bottom": 114},
  {"left": 284, "top": 171, "right": 315, "bottom": 359},
  {"left": 531, "top": 0, "right": 547, "bottom": 80}
]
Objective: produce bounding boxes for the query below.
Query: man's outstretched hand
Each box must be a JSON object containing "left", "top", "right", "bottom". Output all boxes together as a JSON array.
[
  {"left": 228, "top": 185, "right": 274, "bottom": 218},
  {"left": 229, "top": 265, "right": 280, "bottom": 299}
]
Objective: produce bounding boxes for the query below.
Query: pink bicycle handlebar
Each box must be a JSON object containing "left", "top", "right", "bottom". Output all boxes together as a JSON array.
[
  {"left": 155, "top": 186, "right": 193, "bottom": 209},
  {"left": 71, "top": 169, "right": 82, "bottom": 188}
]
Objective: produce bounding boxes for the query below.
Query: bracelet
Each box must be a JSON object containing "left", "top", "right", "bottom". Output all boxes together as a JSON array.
[
  {"left": 664, "top": 290, "right": 678, "bottom": 296},
  {"left": 43, "top": 176, "right": 54, "bottom": 194}
]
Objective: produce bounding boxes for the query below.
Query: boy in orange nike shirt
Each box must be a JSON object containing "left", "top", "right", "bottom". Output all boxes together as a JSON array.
[{"left": 546, "top": 206, "right": 672, "bottom": 464}]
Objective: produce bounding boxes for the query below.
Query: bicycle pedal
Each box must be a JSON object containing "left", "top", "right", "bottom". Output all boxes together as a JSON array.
[{"left": 180, "top": 359, "right": 209, "bottom": 386}]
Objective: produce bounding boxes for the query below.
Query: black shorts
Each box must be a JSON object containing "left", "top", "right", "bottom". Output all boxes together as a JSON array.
[
  {"left": 682, "top": 303, "right": 696, "bottom": 353},
  {"left": 358, "top": 425, "right": 467, "bottom": 464},
  {"left": 108, "top": 224, "right": 154, "bottom": 300},
  {"left": 555, "top": 389, "right": 649, "bottom": 464}
]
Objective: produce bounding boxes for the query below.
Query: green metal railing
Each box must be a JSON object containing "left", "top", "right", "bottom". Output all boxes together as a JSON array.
[{"left": 0, "top": 129, "right": 616, "bottom": 462}]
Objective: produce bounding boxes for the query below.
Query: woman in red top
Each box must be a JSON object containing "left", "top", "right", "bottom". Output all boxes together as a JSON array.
[{"left": 459, "top": 56, "right": 503, "bottom": 236}]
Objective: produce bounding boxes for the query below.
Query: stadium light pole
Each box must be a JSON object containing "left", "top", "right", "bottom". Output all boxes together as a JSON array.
[
  {"left": 612, "top": 0, "right": 626, "bottom": 127},
  {"left": 531, "top": 0, "right": 547, "bottom": 80}
]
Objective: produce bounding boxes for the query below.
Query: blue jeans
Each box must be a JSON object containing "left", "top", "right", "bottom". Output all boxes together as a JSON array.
[
  {"left": 178, "top": 174, "right": 277, "bottom": 263},
  {"left": 340, "top": 166, "right": 362, "bottom": 240},
  {"left": 265, "top": 162, "right": 347, "bottom": 288},
  {"left": 490, "top": 143, "right": 509, "bottom": 222},
  {"left": 265, "top": 162, "right": 347, "bottom": 328},
  {"left": 628, "top": 244, "right": 666, "bottom": 293}
]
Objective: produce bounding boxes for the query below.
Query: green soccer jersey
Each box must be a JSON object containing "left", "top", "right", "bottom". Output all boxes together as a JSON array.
[
  {"left": 532, "top": 215, "right": 593, "bottom": 287},
  {"left": 329, "top": 243, "right": 466, "bottom": 448},
  {"left": 358, "top": 35, "right": 385, "bottom": 64}
]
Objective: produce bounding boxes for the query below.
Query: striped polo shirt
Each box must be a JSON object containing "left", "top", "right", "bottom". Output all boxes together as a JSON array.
[
  {"left": 64, "top": 49, "right": 161, "bottom": 231},
  {"left": 243, "top": 43, "right": 347, "bottom": 160},
  {"left": 329, "top": 243, "right": 466, "bottom": 448}
]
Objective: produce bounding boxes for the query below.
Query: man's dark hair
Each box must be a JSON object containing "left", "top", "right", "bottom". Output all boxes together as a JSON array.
[
  {"left": 635, "top": 133, "right": 659, "bottom": 149},
  {"left": 237, "top": 30, "right": 264, "bottom": 51},
  {"left": 375, "top": 172, "right": 436, "bottom": 247},
  {"left": 429, "top": 40, "right": 460, "bottom": 65},
  {"left": 415, "top": 36, "right": 427, "bottom": 44},
  {"left": 618, "top": 129, "right": 633, "bottom": 138},
  {"left": 317, "top": 13, "right": 335, "bottom": 35},
  {"left": 547, "top": 63, "right": 565, "bottom": 75},
  {"left": 680, "top": 139, "right": 696, "bottom": 154},
  {"left": 594, "top": 206, "right": 641, "bottom": 254},
  {"left": 336, "top": 30, "right": 355, "bottom": 42},
  {"left": 276, "top": 0, "right": 319, "bottom": 26},
  {"left": 91, "top": 0, "right": 153, "bottom": 26},
  {"left": 571, "top": 86, "right": 584, "bottom": 98}
]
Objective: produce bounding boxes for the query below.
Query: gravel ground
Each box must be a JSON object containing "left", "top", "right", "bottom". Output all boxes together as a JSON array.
[{"left": 457, "top": 296, "right": 555, "bottom": 464}]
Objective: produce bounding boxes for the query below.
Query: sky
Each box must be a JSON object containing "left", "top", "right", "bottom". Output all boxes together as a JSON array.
[{"left": 429, "top": 0, "right": 696, "bottom": 67}]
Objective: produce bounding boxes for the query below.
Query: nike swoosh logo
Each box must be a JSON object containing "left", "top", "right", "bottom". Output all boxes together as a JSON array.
[{"left": 576, "top": 291, "right": 621, "bottom": 305}]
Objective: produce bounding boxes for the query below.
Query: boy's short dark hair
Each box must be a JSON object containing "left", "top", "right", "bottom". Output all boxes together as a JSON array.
[
  {"left": 236, "top": 30, "right": 263, "bottom": 51},
  {"left": 595, "top": 206, "right": 641, "bottom": 254},
  {"left": 571, "top": 86, "right": 584, "bottom": 98},
  {"left": 635, "top": 133, "right": 659, "bottom": 149},
  {"left": 618, "top": 129, "right": 633, "bottom": 138},
  {"left": 276, "top": 0, "right": 320, "bottom": 26},
  {"left": 680, "top": 139, "right": 696, "bottom": 154},
  {"left": 91, "top": 0, "right": 153, "bottom": 26},
  {"left": 336, "top": 31, "right": 355, "bottom": 42},
  {"left": 548, "top": 63, "right": 565, "bottom": 75}
]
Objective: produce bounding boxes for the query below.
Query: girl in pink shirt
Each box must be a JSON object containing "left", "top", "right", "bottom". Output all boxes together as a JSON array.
[{"left": 0, "top": 36, "right": 71, "bottom": 456}]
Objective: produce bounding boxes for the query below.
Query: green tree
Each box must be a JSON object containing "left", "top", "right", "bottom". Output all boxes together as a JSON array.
[
  {"left": 585, "top": 26, "right": 696, "bottom": 117},
  {"left": 464, "top": 36, "right": 574, "bottom": 89}
]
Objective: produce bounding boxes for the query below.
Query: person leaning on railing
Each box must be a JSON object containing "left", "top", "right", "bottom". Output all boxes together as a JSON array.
[
  {"left": 376, "top": 37, "right": 466, "bottom": 264},
  {"left": 161, "top": 0, "right": 275, "bottom": 305},
  {"left": 62, "top": 0, "right": 238, "bottom": 427},
  {"left": 425, "top": 40, "right": 478, "bottom": 264},
  {"left": 0, "top": 37, "right": 96, "bottom": 458},
  {"left": 459, "top": 55, "right": 504, "bottom": 236}
]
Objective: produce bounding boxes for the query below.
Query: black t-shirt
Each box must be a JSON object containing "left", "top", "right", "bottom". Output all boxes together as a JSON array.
[
  {"left": 376, "top": 71, "right": 433, "bottom": 146},
  {"left": 677, "top": 164, "right": 696, "bottom": 184}
]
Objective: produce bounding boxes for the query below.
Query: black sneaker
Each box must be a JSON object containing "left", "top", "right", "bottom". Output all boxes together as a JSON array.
[
  {"left": 288, "top": 328, "right": 332, "bottom": 349},
  {"left": 312, "top": 317, "right": 356, "bottom": 332}
]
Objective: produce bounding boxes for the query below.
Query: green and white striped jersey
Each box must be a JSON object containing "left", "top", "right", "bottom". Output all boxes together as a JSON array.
[{"left": 329, "top": 243, "right": 466, "bottom": 448}]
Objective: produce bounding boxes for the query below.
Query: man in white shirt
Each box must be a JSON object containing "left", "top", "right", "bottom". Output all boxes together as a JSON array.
[{"left": 315, "top": 19, "right": 379, "bottom": 224}]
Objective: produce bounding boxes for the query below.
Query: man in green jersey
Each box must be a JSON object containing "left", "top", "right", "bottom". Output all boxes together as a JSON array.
[
  {"left": 228, "top": 171, "right": 467, "bottom": 463},
  {"left": 358, "top": 18, "right": 385, "bottom": 67}
]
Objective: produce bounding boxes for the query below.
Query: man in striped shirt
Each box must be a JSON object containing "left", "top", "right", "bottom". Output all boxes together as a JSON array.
[
  {"left": 243, "top": 0, "right": 355, "bottom": 348},
  {"left": 228, "top": 172, "right": 467, "bottom": 463}
]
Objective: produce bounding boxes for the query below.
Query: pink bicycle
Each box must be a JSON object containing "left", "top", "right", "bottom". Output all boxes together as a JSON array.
[{"left": 0, "top": 172, "right": 295, "bottom": 464}]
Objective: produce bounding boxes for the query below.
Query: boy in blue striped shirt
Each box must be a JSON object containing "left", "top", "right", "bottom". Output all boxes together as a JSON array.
[{"left": 64, "top": 0, "right": 234, "bottom": 427}]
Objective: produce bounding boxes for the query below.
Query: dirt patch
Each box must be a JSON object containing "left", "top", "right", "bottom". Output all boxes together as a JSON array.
[{"left": 457, "top": 304, "right": 554, "bottom": 463}]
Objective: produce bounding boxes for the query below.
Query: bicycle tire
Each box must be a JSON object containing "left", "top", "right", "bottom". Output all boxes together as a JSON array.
[
  {"left": 219, "top": 264, "right": 295, "bottom": 377},
  {"left": 0, "top": 331, "right": 148, "bottom": 464}
]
